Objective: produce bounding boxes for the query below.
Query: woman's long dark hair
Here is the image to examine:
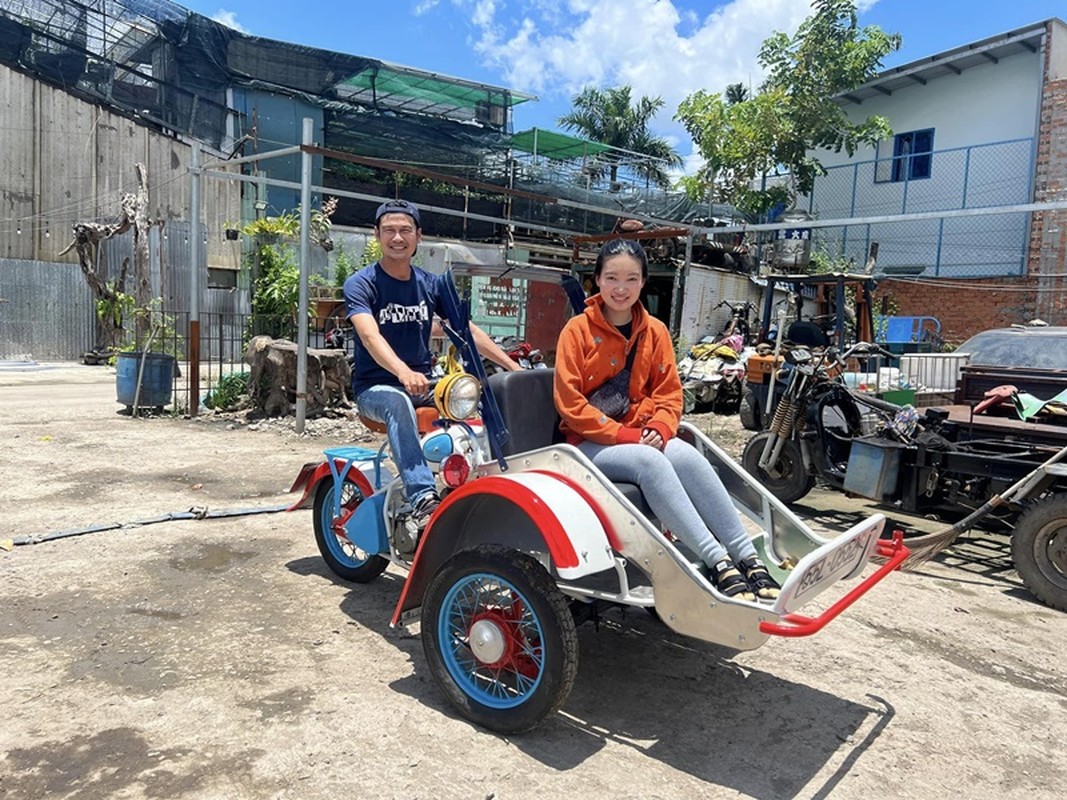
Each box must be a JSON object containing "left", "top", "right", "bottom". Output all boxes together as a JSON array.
[{"left": 594, "top": 238, "right": 649, "bottom": 280}]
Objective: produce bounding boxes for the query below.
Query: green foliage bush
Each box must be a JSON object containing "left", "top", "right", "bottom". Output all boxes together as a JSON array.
[{"left": 204, "top": 371, "right": 250, "bottom": 411}]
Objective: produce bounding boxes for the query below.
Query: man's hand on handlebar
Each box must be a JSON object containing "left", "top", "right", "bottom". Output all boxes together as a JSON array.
[{"left": 399, "top": 367, "right": 430, "bottom": 396}]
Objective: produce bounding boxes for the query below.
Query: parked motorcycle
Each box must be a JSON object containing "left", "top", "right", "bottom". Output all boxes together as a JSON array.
[
  {"left": 740, "top": 341, "right": 1067, "bottom": 611},
  {"left": 741, "top": 343, "right": 919, "bottom": 503},
  {"left": 716, "top": 299, "right": 758, "bottom": 345},
  {"left": 481, "top": 335, "right": 546, "bottom": 374}
]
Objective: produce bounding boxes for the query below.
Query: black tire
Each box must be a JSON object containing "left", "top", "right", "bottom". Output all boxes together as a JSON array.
[
  {"left": 421, "top": 545, "right": 579, "bottom": 734},
  {"left": 1011, "top": 495, "right": 1067, "bottom": 612},
  {"left": 739, "top": 388, "right": 760, "bottom": 431},
  {"left": 312, "top": 477, "right": 389, "bottom": 583},
  {"left": 742, "top": 432, "right": 815, "bottom": 504},
  {"left": 714, "top": 382, "right": 742, "bottom": 414}
]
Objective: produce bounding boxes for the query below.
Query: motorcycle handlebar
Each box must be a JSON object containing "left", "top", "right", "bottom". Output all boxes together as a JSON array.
[{"left": 838, "top": 341, "right": 897, "bottom": 361}]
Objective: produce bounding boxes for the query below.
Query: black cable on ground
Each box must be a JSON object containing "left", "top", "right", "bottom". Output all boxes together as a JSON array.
[{"left": 10, "top": 504, "right": 293, "bottom": 547}]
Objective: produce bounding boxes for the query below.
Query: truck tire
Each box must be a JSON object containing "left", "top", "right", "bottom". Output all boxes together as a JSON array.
[{"left": 1011, "top": 495, "right": 1067, "bottom": 612}]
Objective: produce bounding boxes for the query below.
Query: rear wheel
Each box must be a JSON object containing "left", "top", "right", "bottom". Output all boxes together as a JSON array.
[
  {"left": 312, "top": 477, "right": 388, "bottom": 582},
  {"left": 421, "top": 545, "right": 579, "bottom": 734},
  {"left": 742, "top": 432, "right": 815, "bottom": 504},
  {"left": 1011, "top": 495, "right": 1067, "bottom": 612},
  {"left": 739, "top": 388, "right": 760, "bottom": 431}
]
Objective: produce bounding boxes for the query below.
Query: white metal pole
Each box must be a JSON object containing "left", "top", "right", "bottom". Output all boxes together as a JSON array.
[{"left": 295, "top": 117, "right": 313, "bottom": 433}]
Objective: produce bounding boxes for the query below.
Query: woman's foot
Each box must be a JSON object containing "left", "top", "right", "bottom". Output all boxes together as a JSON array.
[
  {"left": 738, "top": 556, "right": 781, "bottom": 600},
  {"left": 708, "top": 559, "right": 756, "bottom": 601}
]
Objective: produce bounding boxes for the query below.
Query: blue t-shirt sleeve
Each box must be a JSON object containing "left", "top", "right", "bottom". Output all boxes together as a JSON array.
[{"left": 345, "top": 269, "right": 375, "bottom": 319}]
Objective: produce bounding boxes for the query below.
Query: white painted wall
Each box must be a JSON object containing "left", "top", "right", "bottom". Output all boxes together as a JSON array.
[
  {"left": 822, "top": 49, "right": 1042, "bottom": 169},
  {"left": 801, "top": 46, "right": 1044, "bottom": 278}
]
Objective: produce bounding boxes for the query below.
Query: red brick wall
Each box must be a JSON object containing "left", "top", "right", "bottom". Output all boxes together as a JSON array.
[
  {"left": 1026, "top": 21, "right": 1067, "bottom": 316},
  {"left": 873, "top": 276, "right": 1067, "bottom": 344}
]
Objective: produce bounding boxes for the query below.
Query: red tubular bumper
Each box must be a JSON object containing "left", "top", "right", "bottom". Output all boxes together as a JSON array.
[{"left": 759, "top": 532, "right": 911, "bottom": 638}]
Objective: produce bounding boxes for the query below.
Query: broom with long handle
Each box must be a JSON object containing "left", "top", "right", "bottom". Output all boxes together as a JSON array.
[{"left": 880, "top": 441, "right": 1067, "bottom": 569}]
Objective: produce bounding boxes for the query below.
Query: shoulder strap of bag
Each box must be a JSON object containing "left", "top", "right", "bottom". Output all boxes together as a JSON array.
[{"left": 623, "top": 333, "right": 642, "bottom": 370}]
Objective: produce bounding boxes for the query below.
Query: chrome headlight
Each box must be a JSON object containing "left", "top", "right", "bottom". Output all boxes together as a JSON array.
[{"left": 434, "top": 373, "right": 481, "bottom": 420}]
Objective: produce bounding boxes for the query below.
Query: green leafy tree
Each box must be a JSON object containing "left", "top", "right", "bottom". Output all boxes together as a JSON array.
[
  {"left": 558, "top": 85, "right": 683, "bottom": 189},
  {"left": 676, "top": 0, "right": 901, "bottom": 214}
]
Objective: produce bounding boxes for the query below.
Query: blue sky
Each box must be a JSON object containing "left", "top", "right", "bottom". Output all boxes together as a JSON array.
[{"left": 178, "top": 0, "right": 1064, "bottom": 167}]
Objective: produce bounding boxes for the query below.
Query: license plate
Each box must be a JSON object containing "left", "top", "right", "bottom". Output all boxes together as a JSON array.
[{"left": 773, "top": 515, "right": 885, "bottom": 614}]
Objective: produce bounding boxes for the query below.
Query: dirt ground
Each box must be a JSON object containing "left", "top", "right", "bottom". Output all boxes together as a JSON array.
[{"left": 1, "top": 363, "right": 1065, "bottom": 800}]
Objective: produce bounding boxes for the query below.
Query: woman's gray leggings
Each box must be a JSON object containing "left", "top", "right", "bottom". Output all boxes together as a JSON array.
[{"left": 577, "top": 438, "right": 758, "bottom": 568}]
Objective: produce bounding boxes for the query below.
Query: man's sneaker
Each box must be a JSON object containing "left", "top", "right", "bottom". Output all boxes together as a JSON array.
[
  {"left": 738, "top": 556, "right": 781, "bottom": 601},
  {"left": 708, "top": 559, "right": 756, "bottom": 602},
  {"left": 411, "top": 491, "right": 441, "bottom": 532}
]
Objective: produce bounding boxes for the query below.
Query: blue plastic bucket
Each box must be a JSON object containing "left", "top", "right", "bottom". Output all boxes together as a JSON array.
[{"left": 116, "top": 352, "right": 175, "bottom": 408}]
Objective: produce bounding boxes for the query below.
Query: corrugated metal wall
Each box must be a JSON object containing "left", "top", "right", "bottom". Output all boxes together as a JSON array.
[
  {"left": 1, "top": 64, "right": 241, "bottom": 268},
  {"left": 1, "top": 222, "right": 251, "bottom": 361},
  {"left": 0, "top": 258, "right": 95, "bottom": 360},
  {"left": 678, "top": 267, "right": 760, "bottom": 347}
]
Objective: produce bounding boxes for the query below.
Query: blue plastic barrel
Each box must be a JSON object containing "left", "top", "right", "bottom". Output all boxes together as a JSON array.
[{"left": 116, "top": 352, "right": 175, "bottom": 408}]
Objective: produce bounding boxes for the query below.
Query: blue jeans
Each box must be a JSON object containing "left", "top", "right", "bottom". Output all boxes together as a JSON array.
[
  {"left": 355, "top": 385, "right": 435, "bottom": 505},
  {"left": 577, "top": 438, "right": 757, "bottom": 568}
]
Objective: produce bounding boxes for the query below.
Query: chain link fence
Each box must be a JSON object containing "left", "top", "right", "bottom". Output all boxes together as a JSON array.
[{"left": 796, "top": 138, "right": 1035, "bottom": 278}]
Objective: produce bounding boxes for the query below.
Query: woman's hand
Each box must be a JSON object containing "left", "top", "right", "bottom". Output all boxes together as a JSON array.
[{"left": 639, "top": 428, "right": 665, "bottom": 450}]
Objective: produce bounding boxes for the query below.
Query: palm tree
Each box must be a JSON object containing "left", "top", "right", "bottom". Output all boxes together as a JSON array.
[
  {"left": 725, "top": 82, "right": 750, "bottom": 105},
  {"left": 557, "top": 86, "right": 682, "bottom": 189}
]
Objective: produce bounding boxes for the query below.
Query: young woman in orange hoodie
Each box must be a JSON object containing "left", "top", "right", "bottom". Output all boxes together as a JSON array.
[{"left": 553, "top": 238, "right": 779, "bottom": 601}]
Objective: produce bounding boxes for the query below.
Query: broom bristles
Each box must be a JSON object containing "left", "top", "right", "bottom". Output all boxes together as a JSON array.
[
  {"left": 870, "top": 527, "right": 965, "bottom": 570},
  {"left": 870, "top": 497, "right": 1002, "bottom": 570}
]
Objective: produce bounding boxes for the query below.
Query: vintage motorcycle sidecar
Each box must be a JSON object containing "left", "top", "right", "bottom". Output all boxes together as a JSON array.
[{"left": 288, "top": 364, "right": 908, "bottom": 734}]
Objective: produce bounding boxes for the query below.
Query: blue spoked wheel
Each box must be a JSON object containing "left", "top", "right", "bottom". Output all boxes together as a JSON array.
[
  {"left": 312, "top": 478, "right": 388, "bottom": 583},
  {"left": 422, "top": 545, "right": 579, "bottom": 733}
]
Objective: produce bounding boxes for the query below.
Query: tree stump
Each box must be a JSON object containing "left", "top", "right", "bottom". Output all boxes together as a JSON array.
[{"left": 245, "top": 336, "right": 352, "bottom": 417}]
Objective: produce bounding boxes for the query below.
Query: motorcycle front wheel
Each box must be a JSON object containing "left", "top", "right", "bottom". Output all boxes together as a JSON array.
[{"left": 742, "top": 432, "right": 815, "bottom": 504}]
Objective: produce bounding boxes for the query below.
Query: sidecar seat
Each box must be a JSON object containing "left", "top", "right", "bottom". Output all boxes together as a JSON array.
[{"left": 487, "top": 368, "right": 654, "bottom": 519}]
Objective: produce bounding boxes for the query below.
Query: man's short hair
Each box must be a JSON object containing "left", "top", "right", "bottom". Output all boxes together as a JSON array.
[{"left": 374, "top": 199, "right": 421, "bottom": 229}]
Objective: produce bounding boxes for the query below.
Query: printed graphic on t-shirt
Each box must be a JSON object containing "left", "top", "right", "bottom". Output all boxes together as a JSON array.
[{"left": 378, "top": 301, "right": 430, "bottom": 325}]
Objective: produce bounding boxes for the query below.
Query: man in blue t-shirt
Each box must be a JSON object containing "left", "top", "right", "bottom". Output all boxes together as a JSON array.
[{"left": 344, "top": 199, "right": 519, "bottom": 530}]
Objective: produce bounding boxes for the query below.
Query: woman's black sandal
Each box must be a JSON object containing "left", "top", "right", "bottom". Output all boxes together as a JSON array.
[
  {"left": 708, "top": 559, "right": 756, "bottom": 601},
  {"left": 738, "top": 556, "right": 781, "bottom": 600}
]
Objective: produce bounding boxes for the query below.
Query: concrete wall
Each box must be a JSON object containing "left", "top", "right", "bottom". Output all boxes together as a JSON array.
[
  {"left": 677, "top": 266, "right": 760, "bottom": 348},
  {"left": 0, "top": 64, "right": 241, "bottom": 271}
]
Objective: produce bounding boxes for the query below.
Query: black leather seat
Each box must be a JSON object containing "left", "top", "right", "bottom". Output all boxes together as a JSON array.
[
  {"left": 486, "top": 369, "right": 564, "bottom": 457},
  {"left": 486, "top": 369, "right": 654, "bottom": 519}
]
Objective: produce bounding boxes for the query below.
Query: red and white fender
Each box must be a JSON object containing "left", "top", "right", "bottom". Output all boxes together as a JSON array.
[{"left": 391, "top": 471, "right": 615, "bottom": 626}]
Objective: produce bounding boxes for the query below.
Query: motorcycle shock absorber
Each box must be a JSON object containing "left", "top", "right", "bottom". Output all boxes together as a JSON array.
[{"left": 759, "top": 397, "right": 797, "bottom": 472}]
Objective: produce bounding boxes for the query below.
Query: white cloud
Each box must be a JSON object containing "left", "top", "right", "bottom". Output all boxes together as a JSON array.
[
  {"left": 211, "top": 10, "right": 248, "bottom": 33},
  {"left": 415, "top": 0, "right": 441, "bottom": 15},
  {"left": 453, "top": 0, "right": 829, "bottom": 146}
]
